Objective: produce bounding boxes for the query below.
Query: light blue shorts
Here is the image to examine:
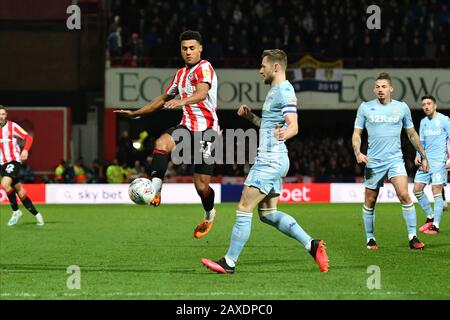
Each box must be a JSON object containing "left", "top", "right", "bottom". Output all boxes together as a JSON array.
[
  {"left": 414, "top": 161, "right": 447, "bottom": 186},
  {"left": 245, "top": 153, "right": 290, "bottom": 195},
  {"left": 364, "top": 159, "right": 407, "bottom": 190}
]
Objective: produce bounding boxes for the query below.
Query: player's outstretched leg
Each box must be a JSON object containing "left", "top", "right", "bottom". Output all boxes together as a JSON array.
[
  {"left": 201, "top": 210, "right": 252, "bottom": 274},
  {"left": 258, "top": 209, "right": 328, "bottom": 272},
  {"left": 362, "top": 205, "right": 378, "bottom": 250},
  {"left": 149, "top": 148, "right": 168, "bottom": 207},
  {"left": 194, "top": 185, "right": 217, "bottom": 239},
  {"left": 6, "top": 189, "right": 22, "bottom": 226},
  {"left": 148, "top": 133, "right": 177, "bottom": 207},
  {"left": 414, "top": 191, "right": 434, "bottom": 232}
]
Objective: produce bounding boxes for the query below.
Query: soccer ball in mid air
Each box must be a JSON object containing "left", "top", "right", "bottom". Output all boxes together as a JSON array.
[{"left": 128, "top": 178, "right": 156, "bottom": 205}]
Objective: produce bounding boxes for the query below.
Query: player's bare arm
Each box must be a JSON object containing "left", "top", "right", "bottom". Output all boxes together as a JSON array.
[
  {"left": 114, "top": 92, "right": 173, "bottom": 117},
  {"left": 275, "top": 113, "right": 298, "bottom": 141},
  {"left": 406, "top": 127, "right": 429, "bottom": 172},
  {"left": 20, "top": 149, "right": 29, "bottom": 161},
  {"left": 164, "top": 82, "right": 209, "bottom": 109},
  {"left": 352, "top": 128, "right": 368, "bottom": 164},
  {"left": 237, "top": 105, "right": 261, "bottom": 127}
]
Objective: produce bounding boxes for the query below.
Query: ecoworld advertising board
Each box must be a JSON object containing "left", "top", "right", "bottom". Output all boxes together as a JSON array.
[{"left": 106, "top": 68, "right": 450, "bottom": 110}]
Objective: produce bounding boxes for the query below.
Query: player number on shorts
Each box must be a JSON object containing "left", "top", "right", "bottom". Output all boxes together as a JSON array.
[
  {"left": 5, "top": 164, "right": 15, "bottom": 174},
  {"left": 200, "top": 141, "right": 213, "bottom": 159}
]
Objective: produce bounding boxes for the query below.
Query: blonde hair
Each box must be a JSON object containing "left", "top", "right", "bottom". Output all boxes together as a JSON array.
[
  {"left": 376, "top": 72, "right": 392, "bottom": 85},
  {"left": 262, "top": 49, "right": 287, "bottom": 70}
]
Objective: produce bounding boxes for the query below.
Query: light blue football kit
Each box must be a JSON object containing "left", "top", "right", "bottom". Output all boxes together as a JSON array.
[
  {"left": 244, "top": 80, "right": 296, "bottom": 194},
  {"left": 414, "top": 112, "right": 450, "bottom": 226},
  {"left": 414, "top": 112, "right": 450, "bottom": 185},
  {"left": 354, "top": 99, "right": 414, "bottom": 189},
  {"left": 354, "top": 99, "right": 418, "bottom": 241},
  {"left": 225, "top": 80, "right": 314, "bottom": 266}
]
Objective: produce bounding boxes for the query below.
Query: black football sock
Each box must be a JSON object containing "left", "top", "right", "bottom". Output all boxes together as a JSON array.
[
  {"left": 20, "top": 195, "right": 39, "bottom": 216},
  {"left": 151, "top": 149, "right": 169, "bottom": 180},
  {"left": 199, "top": 186, "right": 215, "bottom": 212},
  {"left": 7, "top": 190, "right": 19, "bottom": 211}
]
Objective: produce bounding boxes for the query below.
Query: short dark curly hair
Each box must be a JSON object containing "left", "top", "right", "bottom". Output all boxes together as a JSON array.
[
  {"left": 421, "top": 95, "right": 436, "bottom": 103},
  {"left": 179, "top": 30, "right": 202, "bottom": 44}
]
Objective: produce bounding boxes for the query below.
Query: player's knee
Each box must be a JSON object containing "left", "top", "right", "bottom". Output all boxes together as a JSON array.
[
  {"left": 195, "top": 183, "right": 209, "bottom": 197},
  {"left": 365, "top": 196, "right": 377, "bottom": 206},
  {"left": 431, "top": 186, "right": 443, "bottom": 195},
  {"left": 1, "top": 180, "right": 12, "bottom": 191},
  {"left": 397, "top": 192, "right": 411, "bottom": 204},
  {"left": 154, "top": 136, "right": 174, "bottom": 152}
]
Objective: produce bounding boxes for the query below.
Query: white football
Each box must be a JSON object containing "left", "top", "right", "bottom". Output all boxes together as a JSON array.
[{"left": 128, "top": 178, "right": 156, "bottom": 205}]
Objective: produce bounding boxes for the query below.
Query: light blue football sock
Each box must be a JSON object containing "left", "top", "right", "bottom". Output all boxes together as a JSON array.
[
  {"left": 414, "top": 191, "right": 433, "bottom": 219},
  {"left": 433, "top": 193, "right": 444, "bottom": 228},
  {"left": 362, "top": 205, "right": 375, "bottom": 242},
  {"left": 402, "top": 203, "right": 417, "bottom": 240},
  {"left": 259, "top": 209, "right": 313, "bottom": 249},
  {"left": 225, "top": 210, "right": 253, "bottom": 264}
]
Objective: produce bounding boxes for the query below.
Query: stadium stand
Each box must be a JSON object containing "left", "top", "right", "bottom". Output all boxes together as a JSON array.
[{"left": 107, "top": 0, "right": 450, "bottom": 67}]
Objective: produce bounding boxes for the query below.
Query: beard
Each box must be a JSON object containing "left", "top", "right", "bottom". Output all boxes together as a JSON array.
[{"left": 264, "top": 74, "right": 274, "bottom": 84}]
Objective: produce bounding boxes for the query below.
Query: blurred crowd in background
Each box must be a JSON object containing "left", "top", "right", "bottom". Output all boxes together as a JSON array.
[
  {"left": 106, "top": 0, "right": 450, "bottom": 67},
  {"left": 39, "top": 131, "right": 418, "bottom": 184}
]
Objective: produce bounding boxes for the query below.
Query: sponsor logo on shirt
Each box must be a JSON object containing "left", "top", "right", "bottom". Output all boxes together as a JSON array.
[
  {"left": 368, "top": 115, "right": 400, "bottom": 123},
  {"left": 424, "top": 129, "right": 442, "bottom": 136}
]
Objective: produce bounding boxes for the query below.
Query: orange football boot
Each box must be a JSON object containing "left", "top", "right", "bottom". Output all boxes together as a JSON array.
[
  {"left": 310, "top": 240, "right": 329, "bottom": 272},
  {"left": 150, "top": 193, "right": 161, "bottom": 207}
]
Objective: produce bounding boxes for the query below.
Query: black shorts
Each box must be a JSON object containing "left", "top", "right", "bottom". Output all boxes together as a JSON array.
[
  {"left": 165, "top": 125, "right": 217, "bottom": 176},
  {"left": 0, "top": 161, "right": 21, "bottom": 186}
]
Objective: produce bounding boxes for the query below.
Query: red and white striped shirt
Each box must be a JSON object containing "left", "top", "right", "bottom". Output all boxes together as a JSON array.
[
  {"left": 165, "top": 59, "right": 219, "bottom": 132},
  {"left": 0, "top": 121, "right": 28, "bottom": 165}
]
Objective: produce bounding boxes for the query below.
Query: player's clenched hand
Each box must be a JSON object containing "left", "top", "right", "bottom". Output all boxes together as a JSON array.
[
  {"left": 414, "top": 156, "right": 422, "bottom": 166},
  {"left": 274, "top": 124, "right": 286, "bottom": 141},
  {"left": 355, "top": 153, "right": 368, "bottom": 164},
  {"left": 420, "top": 158, "right": 429, "bottom": 173},
  {"left": 164, "top": 99, "right": 184, "bottom": 109},
  {"left": 237, "top": 105, "right": 251, "bottom": 119},
  {"left": 113, "top": 109, "right": 135, "bottom": 117},
  {"left": 20, "top": 150, "right": 28, "bottom": 161}
]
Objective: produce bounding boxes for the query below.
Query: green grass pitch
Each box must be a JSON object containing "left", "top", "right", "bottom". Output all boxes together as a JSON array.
[{"left": 1, "top": 203, "right": 449, "bottom": 300}]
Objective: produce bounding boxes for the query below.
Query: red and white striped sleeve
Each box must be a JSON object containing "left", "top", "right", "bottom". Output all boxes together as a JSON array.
[
  {"left": 165, "top": 69, "right": 181, "bottom": 96},
  {"left": 195, "top": 61, "right": 213, "bottom": 87},
  {"left": 12, "top": 122, "right": 28, "bottom": 139}
]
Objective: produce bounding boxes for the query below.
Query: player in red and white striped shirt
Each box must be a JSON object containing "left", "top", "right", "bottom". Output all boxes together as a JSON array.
[
  {"left": 0, "top": 105, "right": 44, "bottom": 226},
  {"left": 115, "top": 30, "right": 219, "bottom": 239}
]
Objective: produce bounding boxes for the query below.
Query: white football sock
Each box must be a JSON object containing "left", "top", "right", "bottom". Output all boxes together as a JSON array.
[
  {"left": 224, "top": 255, "right": 235, "bottom": 267},
  {"left": 35, "top": 213, "right": 44, "bottom": 223},
  {"left": 152, "top": 177, "right": 163, "bottom": 193},
  {"left": 205, "top": 208, "right": 216, "bottom": 222},
  {"left": 305, "top": 239, "right": 312, "bottom": 251}
]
